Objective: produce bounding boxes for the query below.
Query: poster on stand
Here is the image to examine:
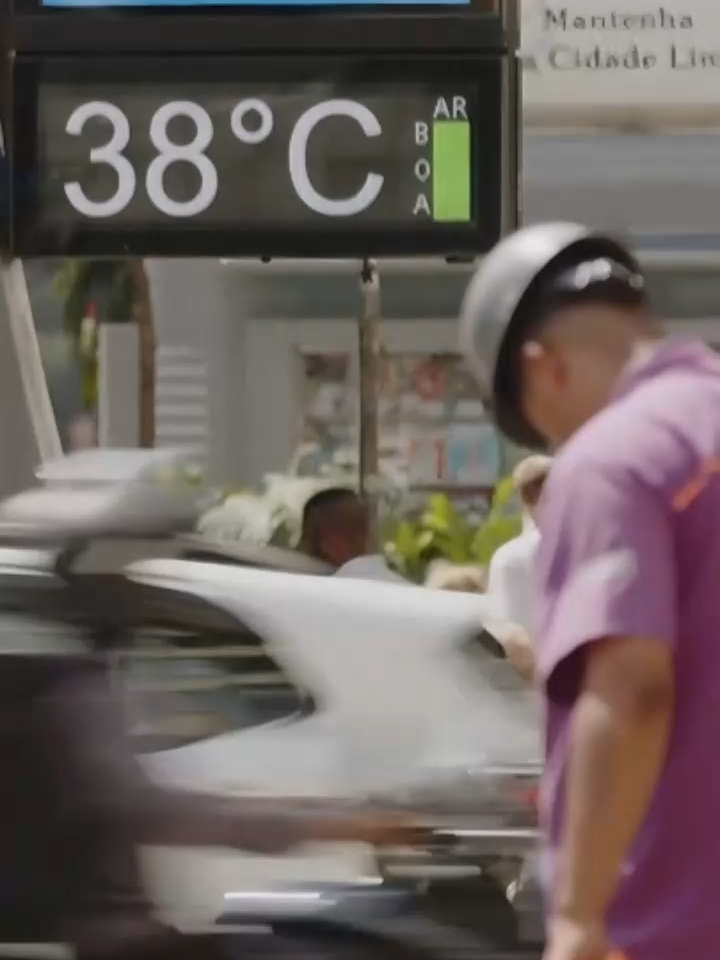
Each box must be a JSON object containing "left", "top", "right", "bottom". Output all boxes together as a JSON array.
[{"left": 294, "top": 351, "right": 504, "bottom": 514}]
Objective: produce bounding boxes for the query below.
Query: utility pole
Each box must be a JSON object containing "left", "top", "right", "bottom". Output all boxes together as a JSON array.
[{"left": 358, "top": 258, "right": 382, "bottom": 551}]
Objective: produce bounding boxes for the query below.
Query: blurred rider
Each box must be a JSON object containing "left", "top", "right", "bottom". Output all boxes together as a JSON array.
[{"left": 0, "top": 634, "right": 418, "bottom": 960}]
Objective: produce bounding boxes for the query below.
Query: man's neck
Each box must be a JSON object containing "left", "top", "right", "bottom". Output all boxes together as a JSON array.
[
  {"left": 628, "top": 335, "right": 664, "bottom": 367},
  {"left": 521, "top": 512, "right": 536, "bottom": 533}
]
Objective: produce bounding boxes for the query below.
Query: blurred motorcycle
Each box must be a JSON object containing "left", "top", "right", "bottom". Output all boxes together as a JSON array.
[{"left": 0, "top": 450, "right": 543, "bottom": 957}]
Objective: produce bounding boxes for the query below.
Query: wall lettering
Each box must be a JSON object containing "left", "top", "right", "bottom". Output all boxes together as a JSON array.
[
  {"left": 544, "top": 7, "right": 693, "bottom": 32},
  {"left": 523, "top": 5, "right": 720, "bottom": 73}
]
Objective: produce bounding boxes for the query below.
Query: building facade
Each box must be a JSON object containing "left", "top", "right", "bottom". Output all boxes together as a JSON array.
[
  {"left": 146, "top": 129, "right": 720, "bottom": 490},
  {"left": 130, "top": 0, "right": 720, "bottom": 491}
]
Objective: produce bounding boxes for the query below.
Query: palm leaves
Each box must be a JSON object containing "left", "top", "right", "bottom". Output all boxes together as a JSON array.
[
  {"left": 53, "top": 260, "right": 136, "bottom": 332},
  {"left": 53, "top": 259, "right": 156, "bottom": 446}
]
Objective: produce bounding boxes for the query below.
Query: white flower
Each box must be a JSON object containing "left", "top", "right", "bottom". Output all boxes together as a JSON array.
[
  {"left": 197, "top": 493, "right": 276, "bottom": 544},
  {"left": 263, "top": 475, "right": 322, "bottom": 520}
]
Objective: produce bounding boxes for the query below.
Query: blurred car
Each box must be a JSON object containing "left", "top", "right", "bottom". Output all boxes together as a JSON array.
[{"left": 0, "top": 449, "right": 543, "bottom": 948}]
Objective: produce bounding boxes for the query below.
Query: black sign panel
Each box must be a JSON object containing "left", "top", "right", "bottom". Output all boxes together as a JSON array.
[
  {"left": 10, "top": 0, "right": 498, "bottom": 13},
  {"left": 5, "top": 0, "right": 504, "bottom": 57},
  {"left": 10, "top": 56, "right": 502, "bottom": 257}
]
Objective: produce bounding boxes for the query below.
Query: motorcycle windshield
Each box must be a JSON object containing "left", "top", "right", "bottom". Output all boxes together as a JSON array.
[{"left": 129, "top": 561, "right": 541, "bottom": 794}]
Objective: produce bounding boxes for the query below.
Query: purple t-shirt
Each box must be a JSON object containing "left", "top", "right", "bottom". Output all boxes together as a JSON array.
[{"left": 537, "top": 340, "right": 720, "bottom": 960}]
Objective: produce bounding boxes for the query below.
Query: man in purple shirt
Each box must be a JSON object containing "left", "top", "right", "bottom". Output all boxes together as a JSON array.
[{"left": 460, "top": 223, "right": 720, "bottom": 960}]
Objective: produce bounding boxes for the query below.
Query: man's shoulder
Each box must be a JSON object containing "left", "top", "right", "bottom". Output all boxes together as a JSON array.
[{"left": 549, "top": 388, "right": 698, "bottom": 501}]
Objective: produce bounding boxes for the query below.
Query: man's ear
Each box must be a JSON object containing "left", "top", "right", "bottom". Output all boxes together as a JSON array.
[
  {"left": 521, "top": 339, "right": 544, "bottom": 362},
  {"left": 519, "top": 339, "right": 546, "bottom": 381}
]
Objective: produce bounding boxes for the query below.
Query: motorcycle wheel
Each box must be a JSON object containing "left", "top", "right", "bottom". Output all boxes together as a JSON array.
[
  {"left": 217, "top": 912, "right": 526, "bottom": 960},
  {"left": 418, "top": 875, "right": 519, "bottom": 948}
]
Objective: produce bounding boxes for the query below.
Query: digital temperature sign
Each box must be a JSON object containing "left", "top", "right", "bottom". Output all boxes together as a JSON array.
[{"left": 10, "top": 57, "right": 502, "bottom": 257}]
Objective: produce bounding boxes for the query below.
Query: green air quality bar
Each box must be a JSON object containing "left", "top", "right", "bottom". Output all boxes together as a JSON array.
[{"left": 431, "top": 120, "right": 471, "bottom": 223}]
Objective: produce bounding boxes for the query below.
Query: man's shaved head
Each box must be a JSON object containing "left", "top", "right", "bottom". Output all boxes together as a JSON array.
[
  {"left": 299, "top": 487, "right": 369, "bottom": 568},
  {"left": 501, "top": 258, "right": 663, "bottom": 448}
]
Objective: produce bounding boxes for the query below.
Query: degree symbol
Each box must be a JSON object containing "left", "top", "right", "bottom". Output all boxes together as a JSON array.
[{"left": 231, "top": 99, "right": 274, "bottom": 145}]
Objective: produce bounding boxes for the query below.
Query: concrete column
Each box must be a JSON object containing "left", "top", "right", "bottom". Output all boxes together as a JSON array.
[
  {"left": 0, "top": 259, "right": 61, "bottom": 497},
  {"left": 97, "top": 323, "right": 140, "bottom": 447}
]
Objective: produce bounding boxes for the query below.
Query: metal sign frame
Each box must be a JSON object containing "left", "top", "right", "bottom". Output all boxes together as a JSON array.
[
  {"left": 10, "top": 53, "right": 505, "bottom": 259},
  {"left": 6, "top": 0, "right": 504, "bottom": 54}
]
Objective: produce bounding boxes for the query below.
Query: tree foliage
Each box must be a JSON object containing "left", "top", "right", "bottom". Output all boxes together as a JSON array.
[
  {"left": 52, "top": 259, "right": 156, "bottom": 444},
  {"left": 53, "top": 260, "right": 136, "bottom": 336}
]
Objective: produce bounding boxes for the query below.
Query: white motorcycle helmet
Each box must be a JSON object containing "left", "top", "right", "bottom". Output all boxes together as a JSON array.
[{"left": 459, "top": 222, "right": 642, "bottom": 449}]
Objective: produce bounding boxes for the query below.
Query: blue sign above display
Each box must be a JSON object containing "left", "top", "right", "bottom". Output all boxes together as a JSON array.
[{"left": 43, "top": 0, "right": 470, "bottom": 6}]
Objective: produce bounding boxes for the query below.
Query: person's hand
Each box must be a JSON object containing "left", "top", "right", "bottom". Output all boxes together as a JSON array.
[
  {"left": 504, "top": 629, "right": 535, "bottom": 681},
  {"left": 228, "top": 794, "right": 431, "bottom": 849},
  {"left": 543, "top": 915, "right": 611, "bottom": 960},
  {"left": 309, "top": 808, "right": 431, "bottom": 847},
  {"left": 485, "top": 619, "right": 535, "bottom": 681}
]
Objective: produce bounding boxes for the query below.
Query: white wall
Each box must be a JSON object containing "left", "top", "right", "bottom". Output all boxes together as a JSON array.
[
  {"left": 0, "top": 264, "right": 61, "bottom": 498},
  {"left": 523, "top": 131, "right": 720, "bottom": 232},
  {"left": 145, "top": 259, "right": 232, "bottom": 483},
  {"left": 522, "top": 0, "right": 720, "bottom": 126}
]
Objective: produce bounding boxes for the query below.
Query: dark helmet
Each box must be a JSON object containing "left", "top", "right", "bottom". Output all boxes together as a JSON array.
[{"left": 459, "top": 222, "right": 641, "bottom": 449}]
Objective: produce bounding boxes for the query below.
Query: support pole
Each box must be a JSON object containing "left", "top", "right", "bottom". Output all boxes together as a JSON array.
[
  {"left": 0, "top": 258, "right": 62, "bottom": 496},
  {"left": 358, "top": 258, "right": 382, "bottom": 551},
  {"left": 502, "top": 0, "right": 522, "bottom": 233},
  {"left": 97, "top": 322, "right": 141, "bottom": 447}
]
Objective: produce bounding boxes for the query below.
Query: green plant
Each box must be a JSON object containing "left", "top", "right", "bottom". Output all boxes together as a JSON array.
[
  {"left": 194, "top": 471, "right": 522, "bottom": 583},
  {"left": 470, "top": 475, "right": 524, "bottom": 565},
  {"left": 384, "top": 478, "right": 522, "bottom": 583}
]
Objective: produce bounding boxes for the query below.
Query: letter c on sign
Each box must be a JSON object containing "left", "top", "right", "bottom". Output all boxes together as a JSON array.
[
  {"left": 288, "top": 99, "right": 384, "bottom": 217},
  {"left": 548, "top": 45, "right": 576, "bottom": 70}
]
